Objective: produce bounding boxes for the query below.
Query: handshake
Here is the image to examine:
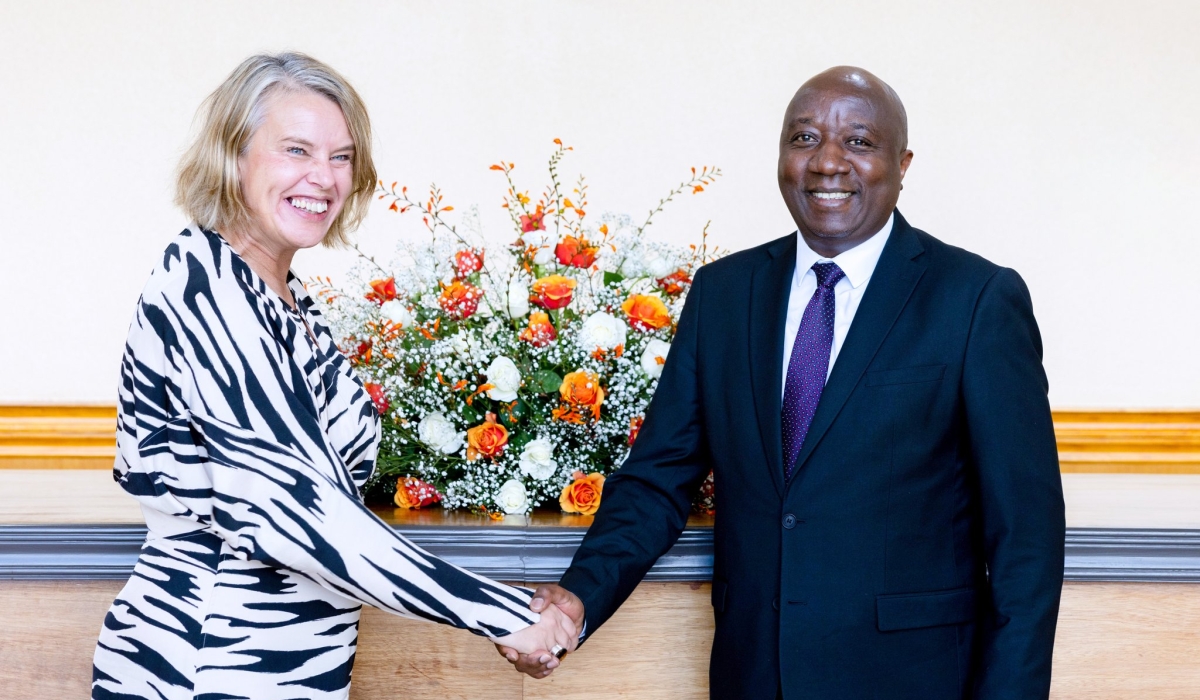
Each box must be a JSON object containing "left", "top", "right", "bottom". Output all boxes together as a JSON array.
[{"left": 493, "top": 584, "right": 585, "bottom": 679}]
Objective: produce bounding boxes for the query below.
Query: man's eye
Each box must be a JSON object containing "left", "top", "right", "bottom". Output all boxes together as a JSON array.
[
  {"left": 848, "top": 138, "right": 869, "bottom": 147},
  {"left": 794, "top": 133, "right": 815, "bottom": 143}
]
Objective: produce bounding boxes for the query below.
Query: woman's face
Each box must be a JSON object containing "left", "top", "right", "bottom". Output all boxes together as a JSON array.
[{"left": 236, "top": 89, "right": 354, "bottom": 254}]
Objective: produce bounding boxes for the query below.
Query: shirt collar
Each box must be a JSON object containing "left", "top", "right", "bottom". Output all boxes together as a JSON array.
[{"left": 794, "top": 212, "right": 894, "bottom": 289}]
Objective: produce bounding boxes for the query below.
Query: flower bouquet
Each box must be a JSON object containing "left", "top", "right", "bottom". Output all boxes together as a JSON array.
[{"left": 315, "top": 141, "right": 720, "bottom": 516}]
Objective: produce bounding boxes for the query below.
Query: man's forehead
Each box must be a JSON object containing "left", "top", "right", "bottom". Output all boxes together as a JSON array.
[{"left": 785, "top": 91, "right": 883, "bottom": 126}]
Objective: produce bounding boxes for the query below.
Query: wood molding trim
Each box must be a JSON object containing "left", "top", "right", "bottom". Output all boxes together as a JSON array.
[
  {"left": 2, "top": 405, "right": 1198, "bottom": 473},
  {"left": 0, "top": 405, "right": 116, "bottom": 469},
  {"left": 1054, "top": 410, "right": 1200, "bottom": 473}
]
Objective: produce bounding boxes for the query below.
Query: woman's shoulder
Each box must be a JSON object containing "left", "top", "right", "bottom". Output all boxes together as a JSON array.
[{"left": 139, "top": 225, "right": 230, "bottom": 303}]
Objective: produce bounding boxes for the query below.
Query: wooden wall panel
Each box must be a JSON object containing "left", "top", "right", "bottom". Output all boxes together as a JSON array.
[
  {"left": 1051, "top": 583, "right": 1200, "bottom": 698},
  {"left": 1, "top": 581, "right": 1196, "bottom": 699},
  {"left": 0, "top": 580, "right": 121, "bottom": 699},
  {"left": 3, "top": 406, "right": 1198, "bottom": 473}
]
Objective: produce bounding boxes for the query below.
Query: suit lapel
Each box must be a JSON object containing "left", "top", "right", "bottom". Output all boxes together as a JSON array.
[
  {"left": 786, "top": 210, "right": 928, "bottom": 483},
  {"left": 748, "top": 235, "right": 796, "bottom": 499}
]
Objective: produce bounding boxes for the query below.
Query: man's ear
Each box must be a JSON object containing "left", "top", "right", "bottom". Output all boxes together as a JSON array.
[{"left": 899, "top": 150, "right": 914, "bottom": 179}]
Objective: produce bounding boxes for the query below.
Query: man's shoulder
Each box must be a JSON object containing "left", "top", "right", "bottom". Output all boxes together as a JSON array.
[
  {"left": 908, "top": 224, "right": 1008, "bottom": 286},
  {"left": 696, "top": 233, "right": 790, "bottom": 281}
]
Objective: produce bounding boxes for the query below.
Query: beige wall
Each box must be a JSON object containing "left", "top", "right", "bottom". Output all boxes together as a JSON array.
[{"left": 1, "top": 0, "right": 1197, "bottom": 406}]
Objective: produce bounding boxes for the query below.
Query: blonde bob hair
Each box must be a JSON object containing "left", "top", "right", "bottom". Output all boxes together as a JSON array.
[{"left": 175, "top": 52, "right": 376, "bottom": 247}]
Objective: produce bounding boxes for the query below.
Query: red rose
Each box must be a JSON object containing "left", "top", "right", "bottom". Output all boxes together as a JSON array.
[
  {"left": 531, "top": 275, "right": 576, "bottom": 310},
  {"left": 519, "top": 311, "right": 558, "bottom": 347},
  {"left": 438, "top": 280, "right": 481, "bottom": 320},
  {"left": 554, "top": 235, "right": 599, "bottom": 268},
  {"left": 628, "top": 415, "right": 644, "bottom": 445},
  {"left": 365, "top": 277, "right": 397, "bottom": 304},
  {"left": 519, "top": 206, "right": 547, "bottom": 233},
  {"left": 394, "top": 477, "right": 442, "bottom": 509},
  {"left": 454, "top": 249, "right": 484, "bottom": 278},
  {"left": 656, "top": 270, "right": 692, "bottom": 295},
  {"left": 364, "top": 382, "right": 389, "bottom": 414}
]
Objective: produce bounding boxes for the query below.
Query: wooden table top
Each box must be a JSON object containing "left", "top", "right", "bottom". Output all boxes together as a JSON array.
[{"left": 0, "top": 469, "right": 1196, "bottom": 529}]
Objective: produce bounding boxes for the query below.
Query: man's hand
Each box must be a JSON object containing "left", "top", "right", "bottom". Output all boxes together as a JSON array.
[{"left": 495, "top": 584, "right": 586, "bottom": 678}]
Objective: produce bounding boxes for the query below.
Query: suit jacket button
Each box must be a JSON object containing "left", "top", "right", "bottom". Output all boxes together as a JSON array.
[
  {"left": 783, "top": 514, "right": 796, "bottom": 529},
  {"left": 772, "top": 597, "right": 779, "bottom": 611}
]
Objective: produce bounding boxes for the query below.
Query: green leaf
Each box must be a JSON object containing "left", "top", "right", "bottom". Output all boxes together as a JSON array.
[
  {"left": 532, "top": 369, "right": 563, "bottom": 394},
  {"left": 497, "top": 399, "right": 528, "bottom": 428},
  {"left": 458, "top": 403, "right": 482, "bottom": 424},
  {"left": 603, "top": 271, "right": 625, "bottom": 286}
]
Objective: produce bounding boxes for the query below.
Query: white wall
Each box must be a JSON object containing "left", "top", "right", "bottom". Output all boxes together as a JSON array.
[{"left": 2, "top": 0, "right": 1197, "bottom": 406}]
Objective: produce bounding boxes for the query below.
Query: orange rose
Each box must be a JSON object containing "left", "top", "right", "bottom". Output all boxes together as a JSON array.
[
  {"left": 531, "top": 275, "right": 576, "bottom": 310},
  {"left": 558, "top": 370, "right": 605, "bottom": 420},
  {"left": 439, "top": 280, "right": 481, "bottom": 320},
  {"left": 394, "top": 477, "right": 442, "bottom": 509},
  {"left": 519, "top": 310, "right": 558, "bottom": 347},
  {"left": 560, "top": 471, "right": 606, "bottom": 515},
  {"left": 453, "top": 249, "right": 484, "bottom": 278},
  {"left": 365, "top": 277, "right": 397, "bottom": 304},
  {"left": 554, "top": 235, "right": 599, "bottom": 268},
  {"left": 621, "top": 294, "right": 671, "bottom": 331},
  {"left": 656, "top": 270, "right": 692, "bottom": 295},
  {"left": 467, "top": 413, "right": 509, "bottom": 461}
]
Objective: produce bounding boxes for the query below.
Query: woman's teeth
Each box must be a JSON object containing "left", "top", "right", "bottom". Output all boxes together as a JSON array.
[
  {"left": 812, "top": 192, "right": 852, "bottom": 200},
  {"left": 289, "top": 197, "right": 328, "bottom": 213}
]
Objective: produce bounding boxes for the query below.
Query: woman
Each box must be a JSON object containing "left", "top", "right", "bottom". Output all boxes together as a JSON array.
[{"left": 92, "top": 53, "right": 573, "bottom": 700}]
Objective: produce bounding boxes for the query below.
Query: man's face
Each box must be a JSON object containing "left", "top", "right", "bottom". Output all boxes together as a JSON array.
[{"left": 778, "top": 86, "right": 912, "bottom": 252}]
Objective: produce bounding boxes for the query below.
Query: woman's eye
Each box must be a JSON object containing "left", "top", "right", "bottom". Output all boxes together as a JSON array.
[
  {"left": 287, "top": 147, "right": 306, "bottom": 155},
  {"left": 332, "top": 154, "right": 352, "bottom": 162}
]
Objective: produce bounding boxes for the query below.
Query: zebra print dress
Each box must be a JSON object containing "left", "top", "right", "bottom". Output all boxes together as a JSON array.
[{"left": 93, "top": 226, "right": 539, "bottom": 700}]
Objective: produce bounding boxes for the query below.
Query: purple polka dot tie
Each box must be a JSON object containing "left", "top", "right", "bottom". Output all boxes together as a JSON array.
[{"left": 782, "top": 262, "right": 845, "bottom": 480}]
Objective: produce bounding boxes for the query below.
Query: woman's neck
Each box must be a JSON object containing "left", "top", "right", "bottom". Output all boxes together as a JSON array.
[{"left": 223, "top": 227, "right": 297, "bottom": 308}]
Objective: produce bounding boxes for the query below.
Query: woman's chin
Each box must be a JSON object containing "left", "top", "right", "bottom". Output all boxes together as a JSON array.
[{"left": 277, "top": 222, "right": 332, "bottom": 250}]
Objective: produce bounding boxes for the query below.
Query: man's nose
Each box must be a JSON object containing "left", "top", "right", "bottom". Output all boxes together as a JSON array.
[{"left": 808, "top": 141, "right": 850, "bottom": 175}]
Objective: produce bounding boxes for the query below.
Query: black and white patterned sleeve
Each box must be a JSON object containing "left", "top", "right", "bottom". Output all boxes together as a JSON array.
[{"left": 115, "top": 286, "right": 538, "bottom": 641}]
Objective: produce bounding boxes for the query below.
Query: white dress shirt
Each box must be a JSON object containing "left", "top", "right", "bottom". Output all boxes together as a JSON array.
[{"left": 781, "top": 213, "right": 894, "bottom": 397}]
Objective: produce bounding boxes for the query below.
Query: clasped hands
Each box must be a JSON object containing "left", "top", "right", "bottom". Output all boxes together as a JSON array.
[{"left": 493, "top": 584, "right": 585, "bottom": 679}]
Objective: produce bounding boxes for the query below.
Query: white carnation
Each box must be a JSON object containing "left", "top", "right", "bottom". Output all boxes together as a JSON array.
[
  {"left": 507, "top": 278, "right": 530, "bottom": 319},
  {"left": 533, "top": 246, "right": 555, "bottom": 265},
  {"left": 644, "top": 251, "right": 676, "bottom": 279},
  {"left": 380, "top": 300, "right": 413, "bottom": 327},
  {"left": 485, "top": 356, "right": 521, "bottom": 402},
  {"left": 418, "top": 412, "right": 465, "bottom": 454},
  {"left": 496, "top": 479, "right": 529, "bottom": 514},
  {"left": 640, "top": 338, "right": 671, "bottom": 379},
  {"left": 518, "top": 438, "right": 558, "bottom": 480},
  {"left": 578, "top": 311, "right": 628, "bottom": 351}
]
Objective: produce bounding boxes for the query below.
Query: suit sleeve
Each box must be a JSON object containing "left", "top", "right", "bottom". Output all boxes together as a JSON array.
[
  {"left": 558, "top": 267, "right": 712, "bottom": 640},
  {"left": 114, "top": 297, "right": 539, "bottom": 641},
  {"left": 962, "top": 268, "right": 1065, "bottom": 699}
]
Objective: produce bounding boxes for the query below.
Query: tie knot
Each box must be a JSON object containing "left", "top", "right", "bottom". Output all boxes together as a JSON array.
[{"left": 812, "top": 262, "right": 845, "bottom": 289}]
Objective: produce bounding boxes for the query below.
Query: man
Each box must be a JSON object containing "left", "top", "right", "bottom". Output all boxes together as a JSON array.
[{"left": 502, "top": 66, "right": 1065, "bottom": 699}]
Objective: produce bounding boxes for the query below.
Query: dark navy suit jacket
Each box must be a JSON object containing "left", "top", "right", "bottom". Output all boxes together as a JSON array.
[{"left": 559, "top": 211, "right": 1065, "bottom": 699}]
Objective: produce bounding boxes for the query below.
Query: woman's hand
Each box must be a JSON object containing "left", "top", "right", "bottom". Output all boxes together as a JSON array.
[{"left": 492, "top": 603, "right": 578, "bottom": 672}]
